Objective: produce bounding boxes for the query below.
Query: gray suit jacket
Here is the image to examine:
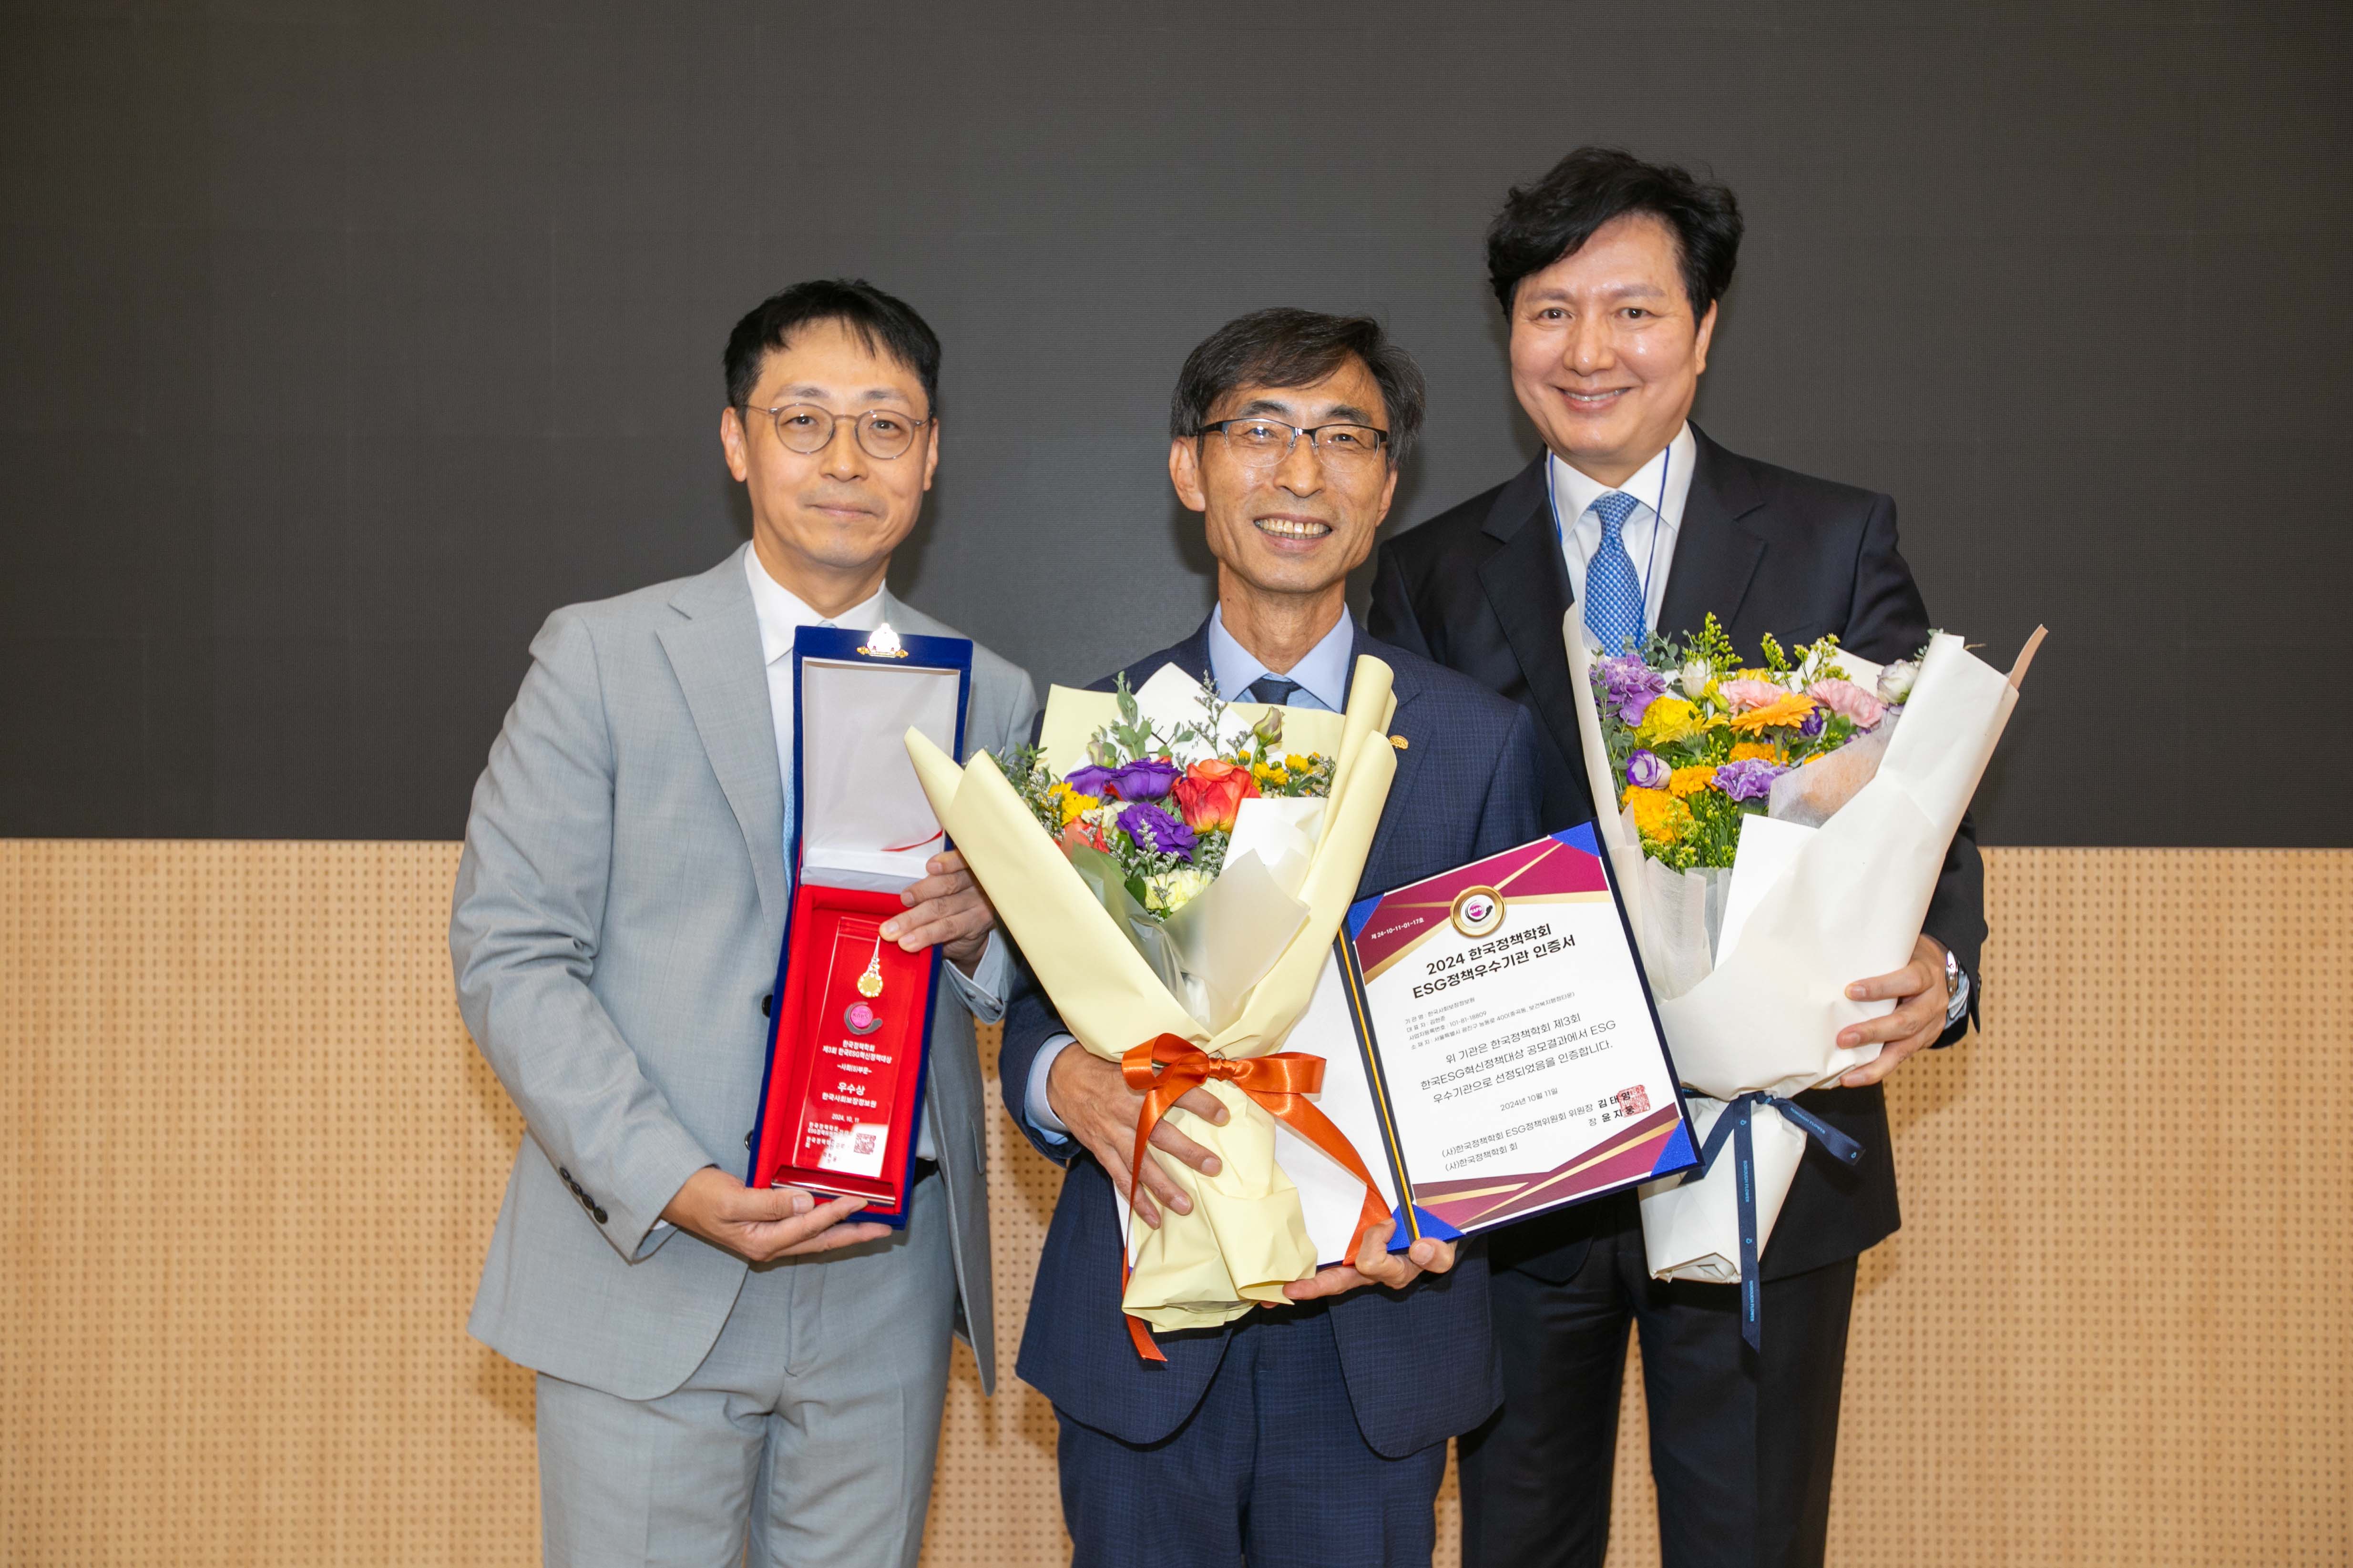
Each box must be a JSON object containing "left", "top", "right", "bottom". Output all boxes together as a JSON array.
[{"left": 453, "top": 544, "right": 1036, "bottom": 1400}]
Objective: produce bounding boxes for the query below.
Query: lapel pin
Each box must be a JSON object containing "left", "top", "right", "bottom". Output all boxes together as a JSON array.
[{"left": 1390, "top": 735, "right": 1410, "bottom": 750}]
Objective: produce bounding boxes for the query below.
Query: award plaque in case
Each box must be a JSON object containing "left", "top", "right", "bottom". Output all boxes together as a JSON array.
[{"left": 746, "top": 623, "right": 972, "bottom": 1226}]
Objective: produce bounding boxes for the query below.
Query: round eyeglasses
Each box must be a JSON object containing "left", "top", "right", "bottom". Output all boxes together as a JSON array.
[
  {"left": 1199, "top": 417, "right": 1390, "bottom": 468},
  {"left": 743, "top": 402, "right": 931, "bottom": 460}
]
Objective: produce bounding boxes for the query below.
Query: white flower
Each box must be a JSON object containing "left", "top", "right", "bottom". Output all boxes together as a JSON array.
[
  {"left": 1877, "top": 660, "right": 1920, "bottom": 705},
  {"left": 1146, "top": 866, "right": 1211, "bottom": 914},
  {"left": 1678, "top": 657, "right": 1714, "bottom": 698}
]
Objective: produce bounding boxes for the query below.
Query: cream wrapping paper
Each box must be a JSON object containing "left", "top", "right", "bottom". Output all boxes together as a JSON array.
[
  {"left": 905, "top": 657, "right": 1398, "bottom": 1331},
  {"left": 1562, "top": 618, "right": 2039, "bottom": 1282}
]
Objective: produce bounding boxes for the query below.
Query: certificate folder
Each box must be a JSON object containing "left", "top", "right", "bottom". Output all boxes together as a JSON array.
[
  {"left": 747, "top": 624, "right": 972, "bottom": 1228},
  {"left": 1284, "top": 824, "right": 1697, "bottom": 1259}
]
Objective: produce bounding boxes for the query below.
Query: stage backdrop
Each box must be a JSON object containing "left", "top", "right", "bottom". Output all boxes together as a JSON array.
[
  {"left": 3, "top": 842, "right": 2347, "bottom": 1565},
  {"left": 2, "top": 1, "right": 2348, "bottom": 845}
]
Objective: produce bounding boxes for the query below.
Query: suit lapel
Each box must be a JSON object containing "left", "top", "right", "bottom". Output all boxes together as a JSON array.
[
  {"left": 657, "top": 549, "right": 788, "bottom": 922},
  {"left": 1362, "top": 626, "right": 1432, "bottom": 824},
  {"left": 1655, "top": 428, "right": 1768, "bottom": 639},
  {"left": 1474, "top": 454, "right": 1585, "bottom": 771}
]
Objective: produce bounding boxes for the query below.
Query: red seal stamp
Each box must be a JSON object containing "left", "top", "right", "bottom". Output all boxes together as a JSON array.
[{"left": 1612, "top": 1084, "right": 1651, "bottom": 1117}]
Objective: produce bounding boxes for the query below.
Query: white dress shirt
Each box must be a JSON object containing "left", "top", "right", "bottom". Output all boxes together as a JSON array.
[
  {"left": 1552, "top": 421, "right": 1696, "bottom": 640},
  {"left": 1023, "top": 609, "right": 1361, "bottom": 1139},
  {"left": 744, "top": 547, "right": 1010, "bottom": 1162}
]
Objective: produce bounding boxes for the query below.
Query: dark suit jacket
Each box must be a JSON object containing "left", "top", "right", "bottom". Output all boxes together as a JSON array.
[
  {"left": 1369, "top": 428, "right": 1985, "bottom": 1285},
  {"left": 997, "top": 618, "right": 1545, "bottom": 1457}
]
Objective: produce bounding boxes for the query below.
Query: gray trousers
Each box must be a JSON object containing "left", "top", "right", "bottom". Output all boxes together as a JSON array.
[{"left": 535, "top": 1170, "right": 957, "bottom": 1568}]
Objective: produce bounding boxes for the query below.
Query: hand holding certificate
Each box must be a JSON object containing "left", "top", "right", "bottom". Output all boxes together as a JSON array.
[{"left": 1268, "top": 825, "right": 1696, "bottom": 1267}]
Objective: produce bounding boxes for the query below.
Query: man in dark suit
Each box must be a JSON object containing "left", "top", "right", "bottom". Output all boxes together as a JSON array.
[
  {"left": 999, "top": 308, "right": 1545, "bottom": 1567},
  {"left": 1369, "top": 149, "right": 1986, "bottom": 1568}
]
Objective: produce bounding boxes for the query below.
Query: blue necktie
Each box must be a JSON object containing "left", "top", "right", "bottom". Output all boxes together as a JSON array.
[
  {"left": 1247, "top": 675, "right": 1300, "bottom": 707},
  {"left": 1582, "top": 490, "right": 1647, "bottom": 655}
]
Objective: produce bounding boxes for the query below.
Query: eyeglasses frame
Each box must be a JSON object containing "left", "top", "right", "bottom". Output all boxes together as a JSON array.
[
  {"left": 1194, "top": 416, "right": 1392, "bottom": 466},
  {"left": 738, "top": 400, "right": 934, "bottom": 461}
]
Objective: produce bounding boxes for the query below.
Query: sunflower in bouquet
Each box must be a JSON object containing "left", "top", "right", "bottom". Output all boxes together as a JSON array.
[{"left": 1593, "top": 614, "right": 1917, "bottom": 871}]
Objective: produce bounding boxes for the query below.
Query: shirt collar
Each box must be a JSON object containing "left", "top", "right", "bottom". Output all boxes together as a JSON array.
[
  {"left": 1206, "top": 603, "right": 1354, "bottom": 712},
  {"left": 1548, "top": 421, "right": 1698, "bottom": 534},
  {"left": 744, "top": 546, "right": 888, "bottom": 667}
]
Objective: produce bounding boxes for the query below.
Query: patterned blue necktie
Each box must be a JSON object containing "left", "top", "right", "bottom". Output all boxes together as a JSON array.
[{"left": 1582, "top": 490, "right": 1647, "bottom": 655}]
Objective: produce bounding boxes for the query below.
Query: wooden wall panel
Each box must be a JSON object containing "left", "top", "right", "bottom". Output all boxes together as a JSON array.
[{"left": 2, "top": 845, "right": 2346, "bottom": 1566}]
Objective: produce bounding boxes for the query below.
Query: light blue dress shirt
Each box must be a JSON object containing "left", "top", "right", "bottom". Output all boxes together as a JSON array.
[{"left": 1204, "top": 604, "right": 1353, "bottom": 712}]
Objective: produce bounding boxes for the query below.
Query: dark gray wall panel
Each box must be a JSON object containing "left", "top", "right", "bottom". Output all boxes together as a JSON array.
[{"left": 2, "top": 0, "right": 2345, "bottom": 843}]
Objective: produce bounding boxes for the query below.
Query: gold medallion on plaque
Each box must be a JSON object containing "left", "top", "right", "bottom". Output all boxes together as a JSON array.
[{"left": 1448, "top": 886, "right": 1506, "bottom": 939}]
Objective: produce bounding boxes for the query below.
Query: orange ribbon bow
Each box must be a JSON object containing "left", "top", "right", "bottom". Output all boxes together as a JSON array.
[{"left": 1116, "top": 1034, "right": 1392, "bottom": 1362}]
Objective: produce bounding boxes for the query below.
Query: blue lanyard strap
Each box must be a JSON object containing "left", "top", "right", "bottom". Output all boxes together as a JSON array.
[{"left": 1691, "top": 1090, "right": 1864, "bottom": 1351}]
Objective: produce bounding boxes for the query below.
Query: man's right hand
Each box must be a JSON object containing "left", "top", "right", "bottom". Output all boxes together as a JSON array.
[
  {"left": 659, "top": 1166, "right": 892, "bottom": 1263},
  {"left": 1046, "top": 1046, "right": 1227, "bottom": 1228}
]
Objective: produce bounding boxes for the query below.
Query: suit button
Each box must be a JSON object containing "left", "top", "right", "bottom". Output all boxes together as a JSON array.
[
  {"left": 745, "top": 1130, "right": 755, "bottom": 1150},
  {"left": 760, "top": 993, "right": 773, "bottom": 1017},
  {"left": 559, "top": 1167, "right": 572, "bottom": 1182},
  {"left": 593, "top": 1207, "right": 609, "bottom": 1224}
]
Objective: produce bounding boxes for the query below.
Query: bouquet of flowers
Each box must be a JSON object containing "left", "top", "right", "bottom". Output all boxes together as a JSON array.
[
  {"left": 1565, "top": 611, "right": 2041, "bottom": 1337},
  {"left": 995, "top": 676, "right": 1341, "bottom": 1028},
  {"left": 903, "top": 659, "right": 1403, "bottom": 1348}
]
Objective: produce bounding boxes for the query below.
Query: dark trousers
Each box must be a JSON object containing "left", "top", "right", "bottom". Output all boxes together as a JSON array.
[
  {"left": 1459, "top": 1220, "right": 1857, "bottom": 1568},
  {"left": 1056, "top": 1303, "right": 1450, "bottom": 1568}
]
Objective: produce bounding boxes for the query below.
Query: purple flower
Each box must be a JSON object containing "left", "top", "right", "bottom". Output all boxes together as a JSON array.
[
  {"left": 1595, "top": 655, "right": 1669, "bottom": 724},
  {"left": 1625, "top": 749, "right": 1672, "bottom": 791},
  {"left": 1713, "top": 758, "right": 1789, "bottom": 803},
  {"left": 1118, "top": 802, "right": 1196, "bottom": 860},
  {"left": 1798, "top": 706, "right": 1827, "bottom": 739},
  {"left": 1107, "top": 757, "right": 1180, "bottom": 802},
  {"left": 1064, "top": 764, "right": 1118, "bottom": 797}
]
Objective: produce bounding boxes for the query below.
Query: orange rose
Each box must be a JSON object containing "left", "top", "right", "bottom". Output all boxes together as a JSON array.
[{"left": 1170, "top": 757, "right": 1259, "bottom": 832}]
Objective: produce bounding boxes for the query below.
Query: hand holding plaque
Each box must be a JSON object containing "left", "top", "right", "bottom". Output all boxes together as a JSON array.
[{"left": 746, "top": 625, "right": 975, "bottom": 1225}]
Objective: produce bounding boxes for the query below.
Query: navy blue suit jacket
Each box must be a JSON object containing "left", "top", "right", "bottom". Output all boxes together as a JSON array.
[
  {"left": 1369, "top": 429, "right": 1988, "bottom": 1286},
  {"left": 997, "top": 619, "right": 1545, "bottom": 1457}
]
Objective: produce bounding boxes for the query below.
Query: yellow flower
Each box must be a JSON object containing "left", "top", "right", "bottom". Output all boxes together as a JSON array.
[
  {"left": 1253, "top": 764, "right": 1289, "bottom": 788},
  {"left": 1284, "top": 753, "right": 1316, "bottom": 773},
  {"left": 1622, "top": 785, "right": 1691, "bottom": 844},
  {"left": 1668, "top": 766, "right": 1717, "bottom": 799},
  {"left": 1729, "top": 693, "right": 1817, "bottom": 734},
  {"left": 1055, "top": 788, "right": 1100, "bottom": 827},
  {"left": 1729, "top": 740, "right": 1785, "bottom": 765},
  {"left": 1634, "top": 697, "right": 1704, "bottom": 746}
]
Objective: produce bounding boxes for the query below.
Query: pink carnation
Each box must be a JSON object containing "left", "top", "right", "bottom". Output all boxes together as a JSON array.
[
  {"left": 1715, "top": 678, "right": 1786, "bottom": 713},
  {"left": 1807, "top": 678, "right": 1886, "bottom": 729}
]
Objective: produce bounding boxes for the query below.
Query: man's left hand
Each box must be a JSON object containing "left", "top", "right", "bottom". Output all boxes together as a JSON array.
[
  {"left": 1835, "top": 933, "right": 1951, "bottom": 1088},
  {"left": 880, "top": 850, "right": 998, "bottom": 975},
  {"left": 1279, "top": 1219, "right": 1456, "bottom": 1304}
]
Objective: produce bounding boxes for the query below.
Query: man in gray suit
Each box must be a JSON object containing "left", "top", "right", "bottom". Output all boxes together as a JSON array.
[{"left": 452, "top": 278, "right": 1037, "bottom": 1568}]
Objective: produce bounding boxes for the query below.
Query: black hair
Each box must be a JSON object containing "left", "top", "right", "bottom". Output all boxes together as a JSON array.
[
  {"left": 722, "top": 277, "right": 942, "bottom": 417},
  {"left": 1486, "top": 147, "right": 1743, "bottom": 323},
  {"left": 1168, "top": 307, "right": 1426, "bottom": 463}
]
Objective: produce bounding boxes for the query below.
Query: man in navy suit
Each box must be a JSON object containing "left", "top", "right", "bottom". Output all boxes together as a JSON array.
[
  {"left": 1370, "top": 148, "right": 1986, "bottom": 1568},
  {"left": 998, "top": 307, "right": 1545, "bottom": 1567}
]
